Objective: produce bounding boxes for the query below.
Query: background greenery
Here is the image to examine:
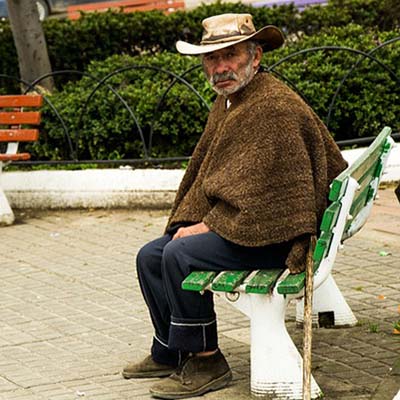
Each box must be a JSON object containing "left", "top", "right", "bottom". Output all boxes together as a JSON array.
[{"left": 0, "top": 0, "right": 399, "bottom": 161}]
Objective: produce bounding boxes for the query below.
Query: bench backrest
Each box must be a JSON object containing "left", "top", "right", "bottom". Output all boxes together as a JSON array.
[
  {"left": 181, "top": 127, "right": 394, "bottom": 296},
  {"left": 0, "top": 95, "right": 43, "bottom": 162},
  {"left": 277, "top": 126, "right": 394, "bottom": 294},
  {"left": 67, "top": 0, "right": 184, "bottom": 19}
]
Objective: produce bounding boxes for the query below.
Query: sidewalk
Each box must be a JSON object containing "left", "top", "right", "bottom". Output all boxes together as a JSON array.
[{"left": 0, "top": 186, "right": 399, "bottom": 400}]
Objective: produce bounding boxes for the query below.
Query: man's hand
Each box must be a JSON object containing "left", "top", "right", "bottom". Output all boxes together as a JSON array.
[{"left": 172, "top": 222, "right": 210, "bottom": 240}]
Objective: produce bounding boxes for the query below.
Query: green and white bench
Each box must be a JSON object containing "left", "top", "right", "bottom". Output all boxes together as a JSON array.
[{"left": 182, "top": 126, "right": 394, "bottom": 399}]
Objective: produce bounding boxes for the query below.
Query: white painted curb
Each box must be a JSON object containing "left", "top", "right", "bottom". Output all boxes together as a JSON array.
[
  {"left": 1, "top": 145, "right": 399, "bottom": 209},
  {"left": 1, "top": 169, "right": 185, "bottom": 209}
]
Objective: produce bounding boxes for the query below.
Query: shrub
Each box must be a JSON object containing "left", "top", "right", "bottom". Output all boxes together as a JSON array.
[
  {"left": 1, "top": 0, "right": 399, "bottom": 93},
  {"left": 265, "top": 24, "right": 400, "bottom": 140},
  {"left": 31, "top": 52, "right": 214, "bottom": 161},
  {"left": 29, "top": 24, "right": 399, "bottom": 162}
]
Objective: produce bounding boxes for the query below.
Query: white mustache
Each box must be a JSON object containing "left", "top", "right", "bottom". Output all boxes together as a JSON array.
[{"left": 210, "top": 72, "right": 238, "bottom": 85}]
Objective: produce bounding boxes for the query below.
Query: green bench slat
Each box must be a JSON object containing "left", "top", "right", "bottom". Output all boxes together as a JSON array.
[
  {"left": 344, "top": 182, "right": 376, "bottom": 234},
  {"left": 245, "top": 269, "right": 283, "bottom": 294},
  {"left": 320, "top": 201, "right": 341, "bottom": 232},
  {"left": 374, "top": 159, "right": 384, "bottom": 180},
  {"left": 211, "top": 270, "right": 250, "bottom": 292},
  {"left": 329, "top": 127, "right": 392, "bottom": 202},
  {"left": 181, "top": 271, "right": 216, "bottom": 291},
  {"left": 277, "top": 271, "right": 306, "bottom": 294},
  {"left": 313, "top": 231, "right": 332, "bottom": 263},
  {"left": 278, "top": 232, "right": 332, "bottom": 295}
]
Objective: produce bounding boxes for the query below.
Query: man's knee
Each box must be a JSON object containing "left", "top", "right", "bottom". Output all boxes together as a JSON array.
[
  {"left": 136, "top": 240, "right": 161, "bottom": 277},
  {"left": 161, "top": 239, "right": 192, "bottom": 278},
  {"left": 162, "top": 238, "right": 186, "bottom": 264}
]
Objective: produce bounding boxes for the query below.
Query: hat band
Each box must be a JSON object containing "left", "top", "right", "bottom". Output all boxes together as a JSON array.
[{"left": 200, "top": 32, "right": 253, "bottom": 45}]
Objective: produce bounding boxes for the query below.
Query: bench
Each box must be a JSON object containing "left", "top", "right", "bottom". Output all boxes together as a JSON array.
[
  {"left": 182, "top": 126, "right": 395, "bottom": 399},
  {"left": 0, "top": 94, "right": 43, "bottom": 226},
  {"left": 67, "top": 0, "right": 184, "bottom": 20}
]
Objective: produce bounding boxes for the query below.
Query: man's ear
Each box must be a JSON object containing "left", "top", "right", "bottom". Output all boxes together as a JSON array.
[{"left": 252, "top": 45, "right": 263, "bottom": 69}]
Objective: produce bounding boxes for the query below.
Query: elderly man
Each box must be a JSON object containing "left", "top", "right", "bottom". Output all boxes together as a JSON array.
[{"left": 123, "top": 13, "right": 347, "bottom": 399}]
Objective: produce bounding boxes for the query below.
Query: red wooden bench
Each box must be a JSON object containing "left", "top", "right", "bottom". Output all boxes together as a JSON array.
[
  {"left": 67, "top": 0, "right": 184, "bottom": 19},
  {"left": 0, "top": 94, "right": 43, "bottom": 225}
]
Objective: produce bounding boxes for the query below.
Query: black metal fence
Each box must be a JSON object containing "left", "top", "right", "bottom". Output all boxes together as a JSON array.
[{"left": 1, "top": 41, "right": 399, "bottom": 167}]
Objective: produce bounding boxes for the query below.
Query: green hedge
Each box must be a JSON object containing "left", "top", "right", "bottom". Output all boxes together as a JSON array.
[
  {"left": 31, "top": 52, "right": 213, "bottom": 161},
  {"left": 0, "top": 0, "right": 399, "bottom": 93},
  {"left": 29, "top": 24, "right": 399, "bottom": 162},
  {"left": 266, "top": 24, "right": 400, "bottom": 139}
]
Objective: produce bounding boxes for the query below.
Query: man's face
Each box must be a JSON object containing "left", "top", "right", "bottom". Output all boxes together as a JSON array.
[{"left": 202, "top": 42, "right": 262, "bottom": 97}]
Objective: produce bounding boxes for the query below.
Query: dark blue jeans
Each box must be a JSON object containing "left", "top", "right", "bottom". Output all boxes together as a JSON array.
[{"left": 136, "top": 231, "right": 292, "bottom": 367}]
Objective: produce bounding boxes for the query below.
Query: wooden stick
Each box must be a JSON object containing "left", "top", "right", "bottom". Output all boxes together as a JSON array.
[{"left": 303, "top": 236, "right": 317, "bottom": 400}]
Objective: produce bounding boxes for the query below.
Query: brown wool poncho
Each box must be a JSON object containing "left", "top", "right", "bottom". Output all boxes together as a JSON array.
[{"left": 166, "top": 72, "right": 347, "bottom": 272}]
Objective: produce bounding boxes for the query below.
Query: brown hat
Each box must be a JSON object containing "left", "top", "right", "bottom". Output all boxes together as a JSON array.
[{"left": 176, "top": 13, "right": 284, "bottom": 55}]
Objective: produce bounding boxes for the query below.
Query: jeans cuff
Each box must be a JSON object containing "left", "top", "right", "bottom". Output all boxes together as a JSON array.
[
  {"left": 168, "top": 316, "right": 218, "bottom": 353},
  {"left": 151, "top": 335, "right": 184, "bottom": 367}
]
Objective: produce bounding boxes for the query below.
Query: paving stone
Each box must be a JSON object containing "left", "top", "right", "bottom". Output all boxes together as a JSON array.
[{"left": 0, "top": 188, "right": 399, "bottom": 399}]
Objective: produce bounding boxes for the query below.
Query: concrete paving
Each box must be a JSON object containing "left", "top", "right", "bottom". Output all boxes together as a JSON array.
[{"left": 0, "top": 186, "right": 399, "bottom": 400}]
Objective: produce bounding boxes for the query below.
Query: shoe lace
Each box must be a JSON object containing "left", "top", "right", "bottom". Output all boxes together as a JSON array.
[{"left": 170, "top": 357, "right": 194, "bottom": 385}]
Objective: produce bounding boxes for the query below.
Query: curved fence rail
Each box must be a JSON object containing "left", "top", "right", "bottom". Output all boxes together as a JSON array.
[{"left": 1, "top": 42, "right": 399, "bottom": 167}]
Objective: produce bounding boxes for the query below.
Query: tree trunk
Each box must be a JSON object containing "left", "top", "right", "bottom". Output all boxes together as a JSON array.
[{"left": 6, "top": 0, "right": 54, "bottom": 92}]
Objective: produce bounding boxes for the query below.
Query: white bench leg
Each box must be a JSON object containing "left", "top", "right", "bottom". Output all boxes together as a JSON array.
[
  {"left": 0, "top": 164, "right": 14, "bottom": 226},
  {"left": 229, "top": 292, "right": 323, "bottom": 399},
  {"left": 296, "top": 274, "right": 357, "bottom": 327},
  {"left": 0, "top": 187, "right": 14, "bottom": 225}
]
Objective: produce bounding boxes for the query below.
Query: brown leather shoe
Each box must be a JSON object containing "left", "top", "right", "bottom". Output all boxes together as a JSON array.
[
  {"left": 122, "top": 355, "right": 177, "bottom": 379},
  {"left": 149, "top": 350, "right": 232, "bottom": 399}
]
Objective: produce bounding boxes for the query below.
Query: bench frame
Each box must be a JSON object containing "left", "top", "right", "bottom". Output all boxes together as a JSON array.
[
  {"left": 182, "top": 126, "right": 394, "bottom": 399},
  {"left": 0, "top": 95, "right": 43, "bottom": 225}
]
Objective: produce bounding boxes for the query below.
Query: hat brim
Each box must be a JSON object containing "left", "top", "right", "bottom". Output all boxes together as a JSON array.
[{"left": 176, "top": 25, "right": 284, "bottom": 55}]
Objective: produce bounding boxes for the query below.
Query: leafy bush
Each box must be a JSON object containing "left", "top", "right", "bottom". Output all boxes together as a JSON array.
[
  {"left": 265, "top": 24, "right": 400, "bottom": 140},
  {"left": 32, "top": 52, "right": 214, "bottom": 161},
  {"left": 1, "top": 0, "right": 399, "bottom": 93},
  {"left": 28, "top": 23, "right": 399, "bottom": 162},
  {"left": 1, "top": 0, "right": 399, "bottom": 161}
]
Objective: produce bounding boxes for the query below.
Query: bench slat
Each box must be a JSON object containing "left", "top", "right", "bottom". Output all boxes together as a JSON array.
[
  {"left": 330, "top": 150, "right": 382, "bottom": 202},
  {"left": 277, "top": 231, "right": 332, "bottom": 295},
  {"left": 320, "top": 201, "right": 341, "bottom": 232},
  {"left": 181, "top": 271, "right": 216, "bottom": 291},
  {"left": 0, "top": 111, "right": 41, "bottom": 125},
  {"left": 329, "top": 127, "right": 391, "bottom": 202},
  {"left": 277, "top": 271, "right": 306, "bottom": 294},
  {"left": 0, "top": 95, "right": 43, "bottom": 108},
  {"left": 245, "top": 269, "right": 283, "bottom": 294},
  {"left": 0, "top": 129, "right": 39, "bottom": 142},
  {"left": 344, "top": 184, "right": 374, "bottom": 233},
  {"left": 211, "top": 270, "right": 250, "bottom": 292},
  {"left": 0, "top": 153, "right": 31, "bottom": 161},
  {"left": 313, "top": 231, "right": 332, "bottom": 263}
]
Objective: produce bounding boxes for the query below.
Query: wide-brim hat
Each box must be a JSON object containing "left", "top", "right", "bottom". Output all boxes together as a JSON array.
[{"left": 176, "top": 13, "right": 284, "bottom": 55}]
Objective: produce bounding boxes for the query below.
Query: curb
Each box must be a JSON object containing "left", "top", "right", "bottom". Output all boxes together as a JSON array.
[
  {"left": 1, "top": 145, "right": 399, "bottom": 209},
  {"left": 2, "top": 169, "right": 184, "bottom": 209}
]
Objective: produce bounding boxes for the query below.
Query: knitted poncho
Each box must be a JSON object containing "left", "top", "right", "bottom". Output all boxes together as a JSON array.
[{"left": 166, "top": 72, "right": 347, "bottom": 272}]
